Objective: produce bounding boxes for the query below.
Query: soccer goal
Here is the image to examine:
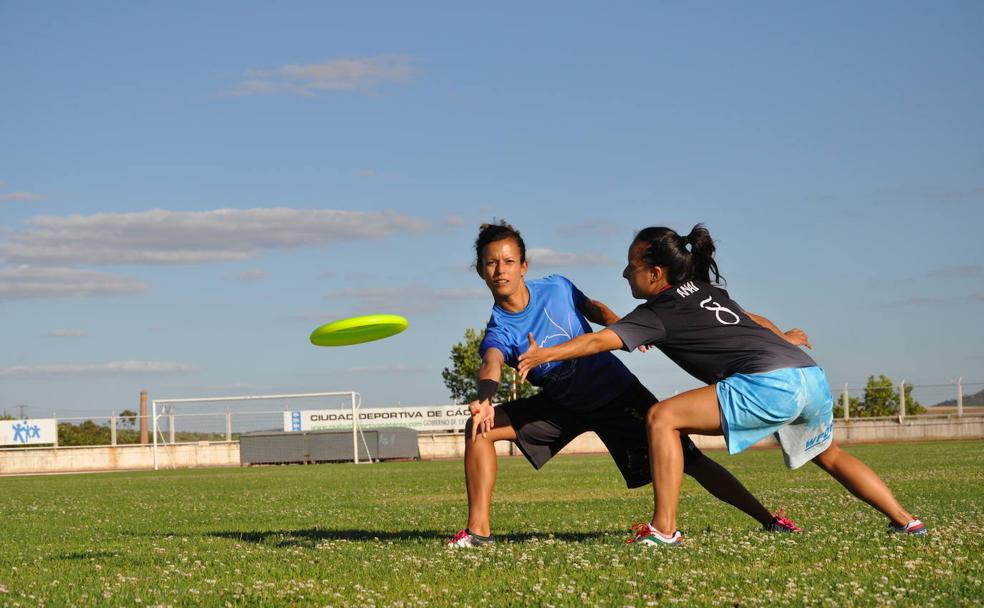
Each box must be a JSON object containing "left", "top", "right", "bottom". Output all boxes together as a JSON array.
[{"left": 151, "top": 391, "right": 366, "bottom": 470}]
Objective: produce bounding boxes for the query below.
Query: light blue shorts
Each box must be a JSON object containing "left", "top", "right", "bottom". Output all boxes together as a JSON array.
[{"left": 716, "top": 366, "right": 834, "bottom": 469}]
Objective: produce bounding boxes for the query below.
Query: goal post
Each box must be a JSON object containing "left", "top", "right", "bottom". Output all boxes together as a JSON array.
[{"left": 151, "top": 391, "right": 364, "bottom": 470}]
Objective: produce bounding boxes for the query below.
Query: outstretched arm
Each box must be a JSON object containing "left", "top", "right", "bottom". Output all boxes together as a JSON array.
[
  {"left": 580, "top": 298, "right": 620, "bottom": 326},
  {"left": 469, "top": 348, "right": 505, "bottom": 441},
  {"left": 517, "top": 329, "right": 625, "bottom": 381},
  {"left": 580, "top": 297, "right": 651, "bottom": 352},
  {"left": 745, "top": 311, "right": 812, "bottom": 349}
]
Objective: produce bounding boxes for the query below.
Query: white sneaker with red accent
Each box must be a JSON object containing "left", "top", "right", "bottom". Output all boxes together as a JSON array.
[
  {"left": 446, "top": 529, "right": 494, "bottom": 548},
  {"left": 888, "top": 519, "right": 927, "bottom": 535},
  {"left": 626, "top": 522, "right": 683, "bottom": 547}
]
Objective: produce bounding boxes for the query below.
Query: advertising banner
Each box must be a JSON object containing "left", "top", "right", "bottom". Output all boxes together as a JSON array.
[
  {"left": 0, "top": 418, "right": 58, "bottom": 446},
  {"left": 284, "top": 405, "right": 470, "bottom": 433}
]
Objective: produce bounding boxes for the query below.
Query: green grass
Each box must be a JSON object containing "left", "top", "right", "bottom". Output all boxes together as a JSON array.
[{"left": 1, "top": 441, "right": 982, "bottom": 607}]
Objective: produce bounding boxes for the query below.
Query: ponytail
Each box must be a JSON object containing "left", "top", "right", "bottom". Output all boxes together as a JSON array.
[
  {"left": 685, "top": 224, "right": 722, "bottom": 284},
  {"left": 634, "top": 223, "right": 724, "bottom": 285}
]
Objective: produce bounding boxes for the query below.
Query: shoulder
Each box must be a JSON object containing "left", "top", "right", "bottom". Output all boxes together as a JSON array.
[{"left": 531, "top": 274, "right": 573, "bottom": 289}]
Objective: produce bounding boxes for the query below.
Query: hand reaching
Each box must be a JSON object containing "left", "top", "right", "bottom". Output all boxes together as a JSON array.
[
  {"left": 517, "top": 332, "right": 545, "bottom": 382},
  {"left": 784, "top": 328, "right": 812, "bottom": 349}
]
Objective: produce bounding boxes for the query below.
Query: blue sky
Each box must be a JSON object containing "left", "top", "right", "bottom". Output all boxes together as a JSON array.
[{"left": 2, "top": 1, "right": 982, "bottom": 418}]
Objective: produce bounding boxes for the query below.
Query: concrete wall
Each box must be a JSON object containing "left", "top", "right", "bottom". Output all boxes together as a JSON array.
[
  {"left": 0, "top": 442, "right": 239, "bottom": 475},
  {"left": 2, "top": 415, "right": 982, "bottom": 475}
]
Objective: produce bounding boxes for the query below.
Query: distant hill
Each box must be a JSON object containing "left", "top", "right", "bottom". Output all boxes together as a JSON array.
[{"left": 932, "top": 387, "right": 984, "bottom": 407}]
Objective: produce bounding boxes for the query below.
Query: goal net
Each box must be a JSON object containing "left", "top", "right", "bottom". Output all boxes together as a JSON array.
[{"left": 151, "top": 391, "right": 367, "bottom": 469}]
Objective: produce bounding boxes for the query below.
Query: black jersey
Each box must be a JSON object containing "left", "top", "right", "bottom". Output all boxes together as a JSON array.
[{"left": 610, "top": 280, "right": 816, "bottom": 385}]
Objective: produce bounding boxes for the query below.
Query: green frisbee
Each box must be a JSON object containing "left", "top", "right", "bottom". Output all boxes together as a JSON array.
[{"left": 309, "top": 314, "right": 409, "bottom": 347}]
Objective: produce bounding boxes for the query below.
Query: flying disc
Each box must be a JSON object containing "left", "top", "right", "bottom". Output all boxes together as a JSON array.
[{"left": 309, "top": 314, "right": 409, "bottom": 347}]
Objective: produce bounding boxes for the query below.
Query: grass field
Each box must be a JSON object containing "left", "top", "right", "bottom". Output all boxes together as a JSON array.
[{"left": 1, "top": 440, "right": 982, "bottom": 607}]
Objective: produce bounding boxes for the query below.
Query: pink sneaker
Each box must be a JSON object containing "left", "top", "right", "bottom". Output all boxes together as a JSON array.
[
  {"left": 446, "top": 529, "right": 494, "bottom": 548},
  {"left": 764, "top": 508, "right": 803, "bottom": 533}
]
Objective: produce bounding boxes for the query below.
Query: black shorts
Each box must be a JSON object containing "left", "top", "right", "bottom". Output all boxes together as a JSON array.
[{"left": 498, "top": 378, "right": 703, "bottom": 488}]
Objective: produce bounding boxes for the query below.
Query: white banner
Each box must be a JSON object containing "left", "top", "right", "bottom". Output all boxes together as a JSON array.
[
  {"left": 284, "top": 405, "right": 471, "bottom": 433},
  {"left": 0, "top": 418, "right": 58, "bottom": 446}
]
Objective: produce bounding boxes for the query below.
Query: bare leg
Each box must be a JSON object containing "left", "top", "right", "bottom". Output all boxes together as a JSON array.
[
  {"left": 464, "top": 408, "right": 517, "bottom": 537},
  {"left": 646, "top": 385, "right": 725, "bottom": 535},
  {"left": 812, "top": 442, "right": 914, "bottom": 526},
  {"left": 684, "top": 455, "right": 773, "bottom": 526}
]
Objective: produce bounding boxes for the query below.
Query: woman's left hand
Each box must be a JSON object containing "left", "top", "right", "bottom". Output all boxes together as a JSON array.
[{"left": 517, "top": 333, "right": 545, "bottom": 382}]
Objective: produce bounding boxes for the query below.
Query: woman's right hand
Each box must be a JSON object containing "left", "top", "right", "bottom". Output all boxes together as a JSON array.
[{"left": 470, "top": 399, "right": 495, "bottom": 441}]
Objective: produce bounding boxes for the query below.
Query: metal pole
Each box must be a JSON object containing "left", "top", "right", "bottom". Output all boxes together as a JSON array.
[
  {"left": 152, "top": 400, "right": 158, "bottom": 470},
  {"left": 957, "top": 377, "right": 963, "bottom": 418},
  {"left": 225, "top": 408, "right": 232, "bottom": 442},
  {"left": 139, "top": 390, "right": 148, "bottom": 445},
  {"left": 110, "top": 412, "right": 117, "bottom": 446},
  {"left": 53, "top": 411, "right": 59, "bottom": 448},
  {"left": 899, "top": 380, "right": 906, "bottom": 422},
  {"left": 168, "top": 409, "right": 175, "bottom": 444},
  {"left": 352, "top": 392, "right": 359, "bottom": 464},
  {"left": 842, "top": 383, "right": 850, "bottom": 420}
]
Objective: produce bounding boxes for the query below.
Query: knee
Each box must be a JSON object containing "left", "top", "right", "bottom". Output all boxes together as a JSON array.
[
  {"left": 812, "top": 442, "right": 841, "bottom": 470},
  {"left": 463, "top": 419, "right": 483, "bottom": 445},
  {"left": 646, "top": 403, "right": 674, "bottom": 432}
]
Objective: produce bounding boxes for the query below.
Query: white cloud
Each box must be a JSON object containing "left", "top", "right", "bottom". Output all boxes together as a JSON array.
[
  {"left": 0, "top": 207, "right": 430, "bottom": 265},
  {"left": 323, "top": 286, "right": 487, "bottom": 315},
  {"left": 0, "top": 361, "right": 194, "bottom": 378},
  {"left": 526, "top": 248, "right": 613, "bottom": 268},
  {"left": 236, "top": 56, "right": 416, "bottom": 97},
  {"left": 48, "top": 329, "right": 87, "bottom": 338},
  {"left": 344, "top": 363, "right": 438, "bottom": 374},
  {"left": 0, "top": 192, "right": 44, "bottom": 202},
  {"left": 927, "top": 265, "right": 981, "bottom": 279},
  {"left": 0, "top": 265, "right": 146, "bottom": 299},
  {"left": 236, "top": 269, "right": 267, "bottom": 282},
  {"left": 557, "top": 220, "right": 622, "bottom": 237}
]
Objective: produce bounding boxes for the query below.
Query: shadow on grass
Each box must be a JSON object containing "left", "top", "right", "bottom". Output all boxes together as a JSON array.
[
  {"left": 207, "top": 528, "right": 609, "bottom": 547},
  {"left": 58, "top": 550, "right": 121, "bottom": 560}
]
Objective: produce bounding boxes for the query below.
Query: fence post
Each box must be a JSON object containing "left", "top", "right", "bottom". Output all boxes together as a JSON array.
[
  {"left": 842, "top": 383, "right": 850, "bottom": 420},
  {"left": 54, "top": 412, "right": 59, "bottom": 448},
  {"left": 225, "top": 408, "right": 232, "bottom": 442},
  {"left": 953, "top": 377, "right": 962, "bottom": 418},
  {"left": 168, "top": 409, "right": 176, "bottom": 444},
  {"left": 110, "top": 412, "right": 117, "bottom": 446},
  {"left": 899, "top": 380, "right": 906, "bottom": 422}
]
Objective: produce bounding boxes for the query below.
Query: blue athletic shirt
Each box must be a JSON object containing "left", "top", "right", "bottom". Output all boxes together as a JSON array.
[{"left": 479, "top": 275, "right": 635, "bottom": 412}]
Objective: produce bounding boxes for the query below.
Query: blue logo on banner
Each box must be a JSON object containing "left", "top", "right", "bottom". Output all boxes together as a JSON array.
[
  {"left": 12, "top": 422, "right": 41, "bottom": 444},
  {"left": 291, "top": 411, "right": 302, "bottom": 432}
]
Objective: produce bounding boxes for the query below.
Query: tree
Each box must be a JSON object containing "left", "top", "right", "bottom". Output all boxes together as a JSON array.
[
  {"left": 832, "top": 374, "right": 925, "bottom": 418},
  {"left": 118, "top": 409, "right": 138, "bottom": 430},
  {"left": 442, "top": 328, "right": 539, "bottom": 403}
]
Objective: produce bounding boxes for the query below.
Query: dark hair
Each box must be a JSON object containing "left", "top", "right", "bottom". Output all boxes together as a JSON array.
[
  {"left": 474, "top": 220, "right": 526, "bottom": 276},
  {"left": 633, "top": 223, "right": 723, "bottom": 285}
]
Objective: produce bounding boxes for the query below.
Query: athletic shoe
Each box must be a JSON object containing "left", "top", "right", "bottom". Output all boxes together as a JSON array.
[
  {"left": 446, "top": 529, "right": 494, "bottom": 548},
  {"left": 626, "top": 522, "right": 683, "bottom": 547},
  {"left": 764, "top": 508, "right": 803, "bottom": 533},
  {"left": 888, "top": 519, "right": 927, "bottom": 535}
]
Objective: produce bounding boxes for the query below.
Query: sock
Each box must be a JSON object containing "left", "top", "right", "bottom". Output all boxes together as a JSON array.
[{"left": 466, "top": 528, "right": 492, "bottom": 541}]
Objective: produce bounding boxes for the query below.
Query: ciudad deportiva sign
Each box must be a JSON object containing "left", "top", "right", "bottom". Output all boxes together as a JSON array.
[{"left": 284, "top": 405, "right": 471, "bottom": 433}]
